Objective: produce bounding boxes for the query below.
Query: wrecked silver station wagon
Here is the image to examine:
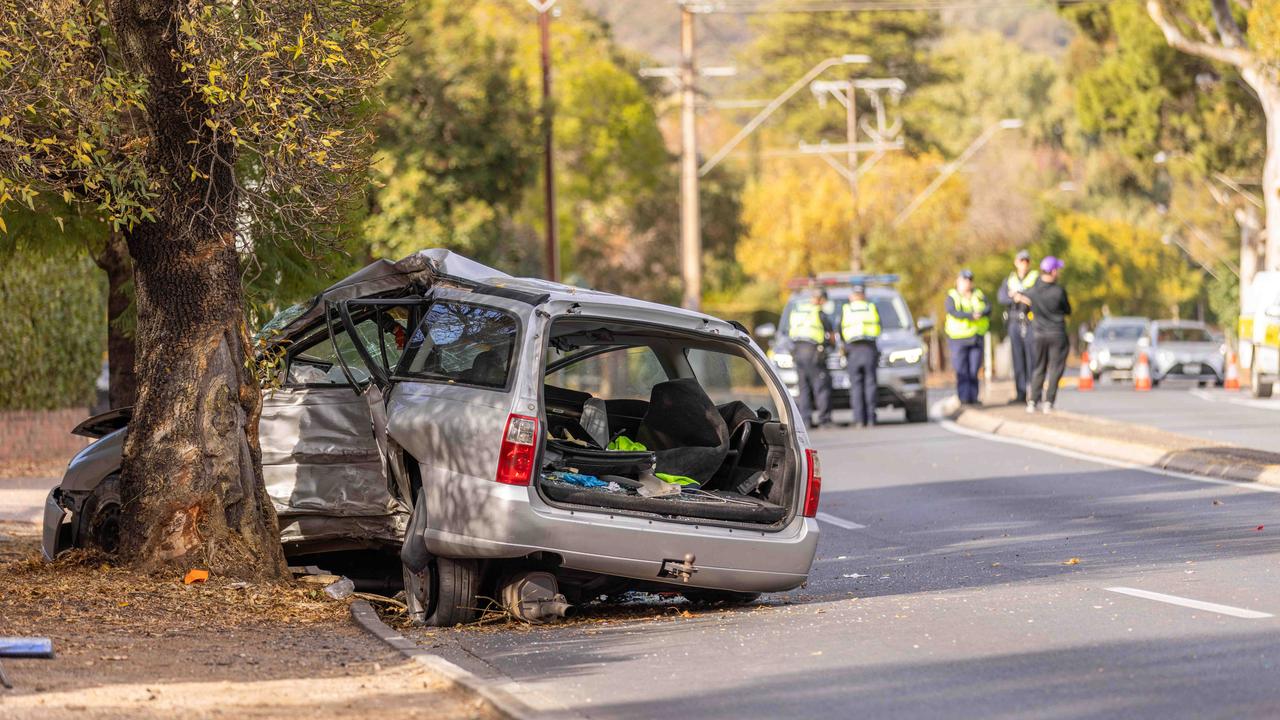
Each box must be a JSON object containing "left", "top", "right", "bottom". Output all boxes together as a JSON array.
[{"left": 43, "top": 250, "right": 821, "bottom": 625}]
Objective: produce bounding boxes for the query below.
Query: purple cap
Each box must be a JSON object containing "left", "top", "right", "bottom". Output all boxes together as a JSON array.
[{"left": 1040, "top": 256, "right": 1064, "bottom": 274}]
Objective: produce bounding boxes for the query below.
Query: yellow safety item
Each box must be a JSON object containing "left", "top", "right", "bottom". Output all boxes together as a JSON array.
[
  {"left": 1239, "top": 316, "right": 1255, "bottom": 340},
  {"left": 788, "top": 301, "right": 827, "bottom": 344},
  {"left": 841, "top": 300, "right": 882, "bottom": 342},
  {"left": 945, "top": 288, "right": 989, "bottom": 340},
  {"left": 1006, "top": 269, "right": 1038, "bottom": 293}
]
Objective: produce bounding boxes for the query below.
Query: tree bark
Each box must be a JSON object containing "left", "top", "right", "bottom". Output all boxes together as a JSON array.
[
  {"left": 110, "top": 0, "right": 286, "bottom": 576},
  {"left": 92, "top": 231, "right": 138, "bottom": 409}
]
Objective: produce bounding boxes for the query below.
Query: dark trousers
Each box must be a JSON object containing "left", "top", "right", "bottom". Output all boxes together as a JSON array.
[
  {"left": 1030, "top": 332, "right": 1069, "bottom": 405},
  {"left": 792, "top": 341, "right": 832, "bottom": 427},
  {"left": 846, "top": 341, "right": 879, "bottom": 426},
  {"left": 1010, "top": 320, "right": 1036, "bottom": 401},
  {"left": 949, "top": 338, "right": 984, "bottom": 404}
]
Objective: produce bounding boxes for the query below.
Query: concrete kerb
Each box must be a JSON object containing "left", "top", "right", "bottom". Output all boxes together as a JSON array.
[
  {"left": 953, "top": 407, "right": 1280, "bottom": 487},
  {"left": 350, "top": 600, "right": 564, "bottom": 720}
]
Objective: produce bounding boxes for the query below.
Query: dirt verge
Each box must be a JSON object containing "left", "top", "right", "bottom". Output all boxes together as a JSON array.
[{"left": 0, "top": 528, "right": 499, "bottom": 720}]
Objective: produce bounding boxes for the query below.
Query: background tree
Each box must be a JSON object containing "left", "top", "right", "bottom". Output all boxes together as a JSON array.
[
  {"left": 0, "top": 0, "right": 398, "bottom": 575},
  {"left": 1143, "top": 0, "right": 1280, "bottom": 271}
]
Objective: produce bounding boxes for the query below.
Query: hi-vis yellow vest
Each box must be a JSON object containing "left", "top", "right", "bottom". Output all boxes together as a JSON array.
[
  {"left": 841, "top": 300, "right": 881, "bottom": 342},
  {"left": 1006, "top": 269, "right": 1038, "bottom": 294},
  {"left": 788, "top": 301, "right": 826, "bottom": 344},
  {"left": 945, "top": 289, "right": 989, "bottom": 339}
]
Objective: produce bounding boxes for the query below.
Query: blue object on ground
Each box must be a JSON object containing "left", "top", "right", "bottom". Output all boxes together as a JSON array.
[{"left": 0, "top": 638, "right": 54, "bottom": 658}]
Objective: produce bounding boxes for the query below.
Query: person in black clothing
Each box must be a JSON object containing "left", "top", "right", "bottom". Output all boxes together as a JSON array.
[
  {"left": 1014, "top": 256, "right": 1071, "bottom": 414},
  {"left": 997, "top": 249, "right": 1039, "bottom": 403}
]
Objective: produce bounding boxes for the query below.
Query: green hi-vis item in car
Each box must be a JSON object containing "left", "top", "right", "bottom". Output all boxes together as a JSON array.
[{"left": 608, "top": 436, "right": 701, "bottom": 490}]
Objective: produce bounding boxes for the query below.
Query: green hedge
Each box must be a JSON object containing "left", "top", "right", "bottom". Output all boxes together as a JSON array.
[{"left": 0, "top": 250, "right": 105, "bottom": 410}]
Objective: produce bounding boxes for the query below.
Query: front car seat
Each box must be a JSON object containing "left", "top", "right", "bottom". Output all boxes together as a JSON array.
[{"left": 636, "top": 378, "right": 729, "bottom": 484}]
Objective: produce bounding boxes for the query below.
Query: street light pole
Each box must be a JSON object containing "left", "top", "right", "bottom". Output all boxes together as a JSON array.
[
  {"left": 892, "top": 118, "right": 1023, "bottom": 228},
  {"left": 530, "top": 0, "right": 559, "bottom": 281},
  {"left": 679, "top": 3, "right": 701, "bottom": 311}
]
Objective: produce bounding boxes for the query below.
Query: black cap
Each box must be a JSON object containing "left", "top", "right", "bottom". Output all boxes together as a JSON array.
[
  {"left": 850, "top": 283, "right": 866, "bottom": 294},
  {"left": 959, "top": 269, "right": 975, "bottom": 280}
]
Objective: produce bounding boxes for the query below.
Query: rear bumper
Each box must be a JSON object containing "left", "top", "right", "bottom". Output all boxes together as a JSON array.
[{"left": 421, "top": 480, "right": 818, "bottom": 593}]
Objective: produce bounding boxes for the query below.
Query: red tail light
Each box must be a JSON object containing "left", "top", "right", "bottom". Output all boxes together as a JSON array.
[
  {"left": 803, "top": 448, "right": 822, "bottom": 517},
  {"left": 496, "top": 414, "right": 539, "bottom": 486}
]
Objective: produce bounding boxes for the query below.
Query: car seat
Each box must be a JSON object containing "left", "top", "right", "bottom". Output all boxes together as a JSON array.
[
  {"left": 636, "top": 378, "right": 729, "bottom": 484},
  {"left": 466, "top": 347, "right": 509, "bottom": 387}
]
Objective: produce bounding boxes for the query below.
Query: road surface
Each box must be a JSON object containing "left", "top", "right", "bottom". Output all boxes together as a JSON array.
[
  {"left": 1051, "top": 381, "right": 1280, "bottom": 451},
  {"left": 412, "top": 418, "right": 1280, "bottom": 719}
]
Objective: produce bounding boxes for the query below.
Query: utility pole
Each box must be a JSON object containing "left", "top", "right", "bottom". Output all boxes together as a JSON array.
[
  {"left": 530, "top": 0, "right": 559, "bottom": 282},
  {"left": 679, "top": 3, "right": 701, "bottom": 311},
  {"left": 844, "top": 79, "right": 861, "bottom": 272},
  {"left": 806, "top": 77, "right": 904, "bottom": 271}
]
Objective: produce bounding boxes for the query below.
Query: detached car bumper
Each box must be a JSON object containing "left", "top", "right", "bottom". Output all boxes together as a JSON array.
[{"left": 41, "top": 488, "right": 70, "bottom": 561}]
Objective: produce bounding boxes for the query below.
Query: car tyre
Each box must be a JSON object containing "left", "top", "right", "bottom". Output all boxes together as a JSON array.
[
  {"left": 1252, "top": 365, "right": 1274, "bottom": 398},
  {"left": 905, "top": 395, "right": 929, "bottom": 424},
  {"left": 403, "top": 557, "right": 481, "bottom": 627},
  {"left": 74, "top": 473, "right": 121, "bottom": 554},
  {"left": 1198, "top": 380, "right": 1208, "bottom": 388}
]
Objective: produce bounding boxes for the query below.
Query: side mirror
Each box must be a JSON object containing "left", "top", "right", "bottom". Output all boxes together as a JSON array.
[
  {"left": 755, "top": 323, "right": 777, "bottom": 340},
  {"left": 915, "top": 317, "right": 935, "bottom": 333},
  {"left": 1083, "top": 331, "right": 1095, "bottom": 344}
]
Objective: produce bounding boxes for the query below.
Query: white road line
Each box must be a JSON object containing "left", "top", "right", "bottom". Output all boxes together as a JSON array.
[
  {"left": 1190, "top": 388, "right": 1280, "bottom": 411},
  {"left": 1106, "top": 587, "right": 1274, "bottom": 619},
  {"left": 816, "top": 512, "right": 866, "bottom": 530},
  {"left": 938, "top": 419, "right": 1280, "bottom": 494}
]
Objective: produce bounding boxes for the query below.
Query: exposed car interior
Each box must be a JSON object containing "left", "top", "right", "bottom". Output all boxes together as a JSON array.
[{"left": 538, "top": 319, "right": 797, "bottom": 527}]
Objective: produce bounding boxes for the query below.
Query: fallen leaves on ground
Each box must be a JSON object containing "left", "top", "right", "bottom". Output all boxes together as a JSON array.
[{"left": 1063, "top": 557, "right": 1081, "bottom": 565}]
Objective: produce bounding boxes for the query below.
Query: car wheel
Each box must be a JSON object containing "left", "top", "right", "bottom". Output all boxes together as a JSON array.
[
  {"left": 1198, "top": 380, "right": 1208, "bottom": 388},
  {"left": 1151, "top": 378, "right": 1160, "bottom": 388},
  {"left": 1252, "top": 365, "right": 1274, "bottom": 398},
  {"left": 403, "top": 557, "right": 481, "bottom": 627},
  {"left": 74, "top": 474, "right": 121, "bottom": 554},
  {"left": 682, "top": 589, "right": 762, "bottom": 606},
  {"left": 905, "top": 395, "right": 929, "bottom": 423}
]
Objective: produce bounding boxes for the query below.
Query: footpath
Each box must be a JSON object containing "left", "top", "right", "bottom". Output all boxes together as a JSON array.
[{"left": 947, "top": 382, "right": 1280, "bottom": 487}]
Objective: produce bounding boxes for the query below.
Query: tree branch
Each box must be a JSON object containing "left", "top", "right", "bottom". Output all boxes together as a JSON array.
[
  {"left": 1210, "top": 0, "right": 1247, "bottom": 48},
  {"left": 1146, "top": 0, "right": 1251, "bottom": 67}
]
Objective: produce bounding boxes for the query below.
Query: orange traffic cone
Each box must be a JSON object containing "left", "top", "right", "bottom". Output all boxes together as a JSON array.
[
  {"left": 1224, "top": 350, "right": 1241, "bottom": 390},
  {"left": 1078, "top": 351, "right": 1094, "bottom": 391},
  {"left": 1134, "top": 351, "right": 1153, "bottom": 392}
]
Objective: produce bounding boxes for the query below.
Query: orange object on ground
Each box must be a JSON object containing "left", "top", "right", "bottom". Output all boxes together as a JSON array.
[
  {"left": 1077, "top": 351, "right": 1094, "bottom": 391},
  {"left": 183, "top": 569, "right": 209, "bottom": 585},
  {"left": 1133, "top": 352, "right": 1152, "bottom": 392},
  {"left": 1224, "top": 350, "right": 1241, "bottom": 390}
]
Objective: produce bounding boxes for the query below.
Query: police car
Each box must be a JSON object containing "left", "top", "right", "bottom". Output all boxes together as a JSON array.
[{"left": 758, "top": 274, "right": 931, "bottom": 423}]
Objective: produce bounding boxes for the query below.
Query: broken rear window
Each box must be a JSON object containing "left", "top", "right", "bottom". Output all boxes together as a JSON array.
[{"left": 397, "top": 301, "right": 518, "bottom": 389}]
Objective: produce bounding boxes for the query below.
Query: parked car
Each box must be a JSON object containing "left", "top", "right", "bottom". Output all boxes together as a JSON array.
[
  {"left": 759, "top": 274, "right": 931, "bottom": 423},
  {"left": 43, "top": 249, "right": 820, "bottom": 626},
  {"left": 1239, "top": 270, "right": 1280, "bottom": 398},
  {"left": 1084, "top": 316, "right": 1150, "bottom": 380},
  {"left": 1145, "top": 320, "right": 1226, "bottom": 387}
]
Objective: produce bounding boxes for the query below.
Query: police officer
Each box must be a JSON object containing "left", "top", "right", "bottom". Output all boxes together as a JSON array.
[
  {"left": 787, "top": 287, "right": 836, "bottom": 429},
  {"left": 997, "top": 249, "right": 1039, "bottom": 403},
  {"left": 841, "top": 284, "right": 881, "bottom": 428},
  {"left": 945, "top": 269, "right": 991, "bottom": 406}
]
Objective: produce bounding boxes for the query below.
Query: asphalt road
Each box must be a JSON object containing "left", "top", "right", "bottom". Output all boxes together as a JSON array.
[
  {"left": 1051, "top": 380, "right": 1280, "bottom": 451},
  {"left": 412, "top": 419, "right": 1280, "bottom": 719}
]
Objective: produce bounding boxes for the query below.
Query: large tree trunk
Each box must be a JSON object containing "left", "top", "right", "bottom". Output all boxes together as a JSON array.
[
  {"left": 1254, "top": 70, "right": 1280, "bottom": 271},
  {"left": 92, "top": 232, "right": 137, "bottom": 409},
  {"left": 111, "top": 0, "right": 286, "bottom": 576}
]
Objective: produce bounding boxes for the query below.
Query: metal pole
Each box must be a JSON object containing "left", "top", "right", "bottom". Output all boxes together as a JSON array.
[
  {"left": 680, "top": 5, "right": 701, "bottom": 310},
  {"left": 845, "top": 83, "right": 861, "bottom": 272},
  {"left": 539, "top": 7, "right": 559, "bottom": 282}
]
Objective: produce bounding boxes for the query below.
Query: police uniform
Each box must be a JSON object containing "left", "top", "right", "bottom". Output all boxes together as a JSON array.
[
  {"left": 945, "top": 286, "right": 990, "bottom": 405},
  {"left": 999, "top": 267, "right": 1039, "bottom": 402},
  {"left": 787, "top": 298, "right": 835, "bottom": 428},
  {"left": 841, "top": 295, "right": 881, "bottom": 427}
]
